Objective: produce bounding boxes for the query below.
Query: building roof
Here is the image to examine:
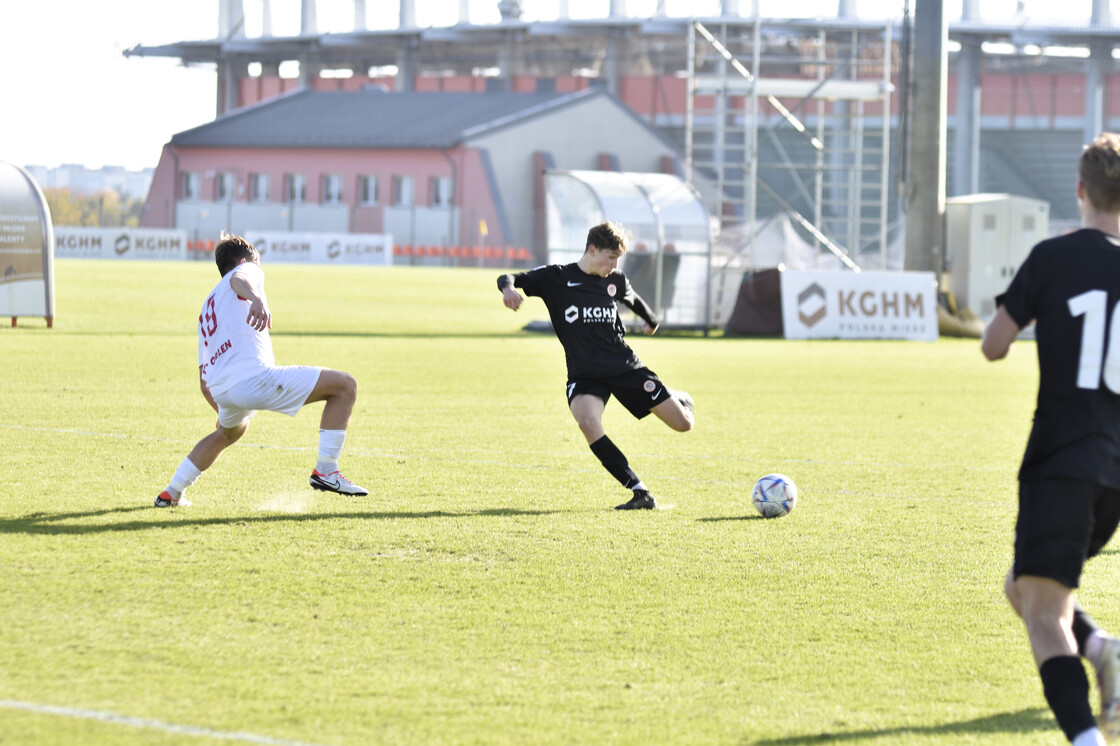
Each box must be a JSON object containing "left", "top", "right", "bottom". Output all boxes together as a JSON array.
[{"left": 169, "top": 87, "right": 602, "bottom": 149}]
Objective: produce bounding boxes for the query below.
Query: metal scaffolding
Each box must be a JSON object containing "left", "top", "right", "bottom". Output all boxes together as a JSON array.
[{"left": 685, "top": 19, "right": 896, "bottom": 278}]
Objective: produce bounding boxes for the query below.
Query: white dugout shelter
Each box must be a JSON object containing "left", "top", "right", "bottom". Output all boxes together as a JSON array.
[{"left": 544, "top": 170, "right": 712, "bottom": 329}]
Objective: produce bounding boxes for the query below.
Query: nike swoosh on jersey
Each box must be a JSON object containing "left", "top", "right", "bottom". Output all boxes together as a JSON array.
[
  {"left": 567, "top": 281, "right": 581, "bottom": 286},
  {"left": 649, "top": 389, "right": 662, "bottom": 400}
]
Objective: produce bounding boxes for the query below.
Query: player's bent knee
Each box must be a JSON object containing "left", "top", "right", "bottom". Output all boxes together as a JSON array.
[
  {"left": 312, "top": 369, "right": 358, "bottom": 402},
  {"left": 332, "top": 370, "right": 357, "bottom": 398},
  {"left": 575, "top": 418, "right": 600, "bottom": 437},
  {"left": 222, "top": 421, "right": 249, "bottom": 444}
]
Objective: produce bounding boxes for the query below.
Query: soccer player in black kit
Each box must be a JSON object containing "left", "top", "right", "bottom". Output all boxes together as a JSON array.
[
  {"left": 983, "top": 133, "right": 1120, "bottom": 746},
  {"left": 498, "top": 220, "right": 694, "bottom": 510}
]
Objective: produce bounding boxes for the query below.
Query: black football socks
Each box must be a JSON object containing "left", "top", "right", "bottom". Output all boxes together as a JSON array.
[
  {"left": 1039, "top": 656, "right": 1096, "bottom": 742},
  {"left": 590, "top": 435, "right": 641, "bottom": 490}
]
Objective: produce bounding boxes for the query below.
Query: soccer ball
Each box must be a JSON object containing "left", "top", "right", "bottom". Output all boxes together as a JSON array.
[{"left": 751, "top": 473, "right": 797, "bottom": 518}]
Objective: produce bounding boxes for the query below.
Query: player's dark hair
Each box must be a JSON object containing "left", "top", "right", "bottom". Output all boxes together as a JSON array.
[
  {"left": 1079, "top": 132, "right": 1120, "bottom": 214},
  {"left": 214, "top": 233, "right": 260, "bottom": 276},
  {"left": 584, "top": 221, "right": 630, "bottom": 255}
]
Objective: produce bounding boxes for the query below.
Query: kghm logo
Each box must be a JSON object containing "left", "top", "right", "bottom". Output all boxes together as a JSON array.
[
  {"left": 114, "top": 233, "right": 130, "bottom": 256},
  {"left": 327, "top": 241, "right": 341, "bottom": 259},
  {"left": 581, "top": 306, "right": 616, "bottom": 322},
  {"left": 565, "top": 305, "right": 616, "bottom": 324},
  {"left": 798, "top": 282, "right": 827, "bottom": 327}
]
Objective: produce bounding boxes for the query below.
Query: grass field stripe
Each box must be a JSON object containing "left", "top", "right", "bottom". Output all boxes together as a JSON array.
[
  {"left": 0, "top": 699, "right": 328, "bottom": 746},
  {"left": 0, "top": 426, "right": 1007, "bottom": 501},
  {"left": 0, "top": 422, "right": 1012, "bottom": 475},
  {"left": 0, "top": 422, "right": 1010, "bottom": 494}
]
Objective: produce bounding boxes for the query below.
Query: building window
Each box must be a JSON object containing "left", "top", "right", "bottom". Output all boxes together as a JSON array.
[
  {"left": 430, "top": 176, "right": 453, "bottom": 207},
  {"left": 181, "top": 172, "right": 200, "bottom": 201},
  {"left": 322, "top": 174, "right": 342, "bottom": 205},
  {"left": 286, "top": 173, "right": 306, "bottom": 204},
  {"left": 392, "top": 175, "right": 414, "bottom": 207},
  {"left": 250, "top": 173, "right": 269, "bottom": 203},
  {"left": 216, "top": 172, "right": 235, "bottom": 202},
  {"left": 359, "top": 175, "right": 379, "bottom": 206}
]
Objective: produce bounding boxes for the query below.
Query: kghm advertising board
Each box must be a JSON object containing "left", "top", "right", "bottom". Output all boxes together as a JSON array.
[{"left": 779, "top": 270, "right": 939, "bottom": 341}]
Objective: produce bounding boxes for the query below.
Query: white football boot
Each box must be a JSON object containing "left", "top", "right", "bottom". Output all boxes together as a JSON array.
[
  {"left": 1097, "top": 636, "right": 1120, "bottom": 741},
  {"left": 309, "top": 469, "right": 369, "bottom": 496}
]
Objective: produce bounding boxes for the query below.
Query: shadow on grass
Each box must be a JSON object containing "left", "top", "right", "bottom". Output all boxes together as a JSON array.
[
  {"left": 0, "top": 506, "right": 575, "bottom": 536},
  {"left": 748, "top": 707, "right": 1052, "bottom": 744},
  {"left": 696, "top": 515, "right": 766, "bottom": 522}
]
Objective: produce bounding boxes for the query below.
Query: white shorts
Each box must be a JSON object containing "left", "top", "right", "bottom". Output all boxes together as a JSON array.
[{"left": 213, "top": 365, "right": 322, "bottom": 429}]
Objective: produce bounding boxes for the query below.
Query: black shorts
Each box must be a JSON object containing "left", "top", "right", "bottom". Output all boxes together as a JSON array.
[
  {"left": 566, "top": 367, "right": 673, "bottom": 419},
  {"left": 1013, "top": 478, "right": 1120, "bottom": 588}
]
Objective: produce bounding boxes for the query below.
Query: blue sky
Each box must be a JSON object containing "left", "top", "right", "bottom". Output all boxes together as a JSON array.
[{"left": 0, "top": 0, "right": 1096, "bottom": 171}]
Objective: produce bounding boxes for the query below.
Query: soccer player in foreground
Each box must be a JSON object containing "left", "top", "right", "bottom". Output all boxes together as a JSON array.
[
  {"left": 982, "top": 132, "right": 1120, "bottom": 745},
  {"left": 154, "top": 233, "right": 367, "bottom": 507},
  {"left": 498, "top": 220, "right": 694, "bottom": 510}
]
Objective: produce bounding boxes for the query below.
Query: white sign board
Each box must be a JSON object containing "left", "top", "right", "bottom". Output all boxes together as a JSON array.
[
  {"left": 779, "top": 270, "right": 939, "bottom": 341},
  {"left": 0, "top": 162, "right": 54, "bottom": 324},
  {"left": 54, "top": 227, "right": 188, "bottom": 261},
  {"left": 247, "top": 231, "right": 392, "bottom": 266}
]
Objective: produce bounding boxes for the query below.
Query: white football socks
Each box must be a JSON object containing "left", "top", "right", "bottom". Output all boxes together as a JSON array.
[
  {"left": 167, "top": 458, "right": 202, "bottom": 499},
  {"left": 1072, "top": 727, "right": 1106, "bottom": 746},
  {"left": 315, "top": 429, "right": 347, "bottom": 475}
]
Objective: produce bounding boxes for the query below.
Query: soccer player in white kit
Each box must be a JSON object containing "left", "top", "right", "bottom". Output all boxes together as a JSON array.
[{"left": 154, "top": 234, "right": 367, "bottom": 506}]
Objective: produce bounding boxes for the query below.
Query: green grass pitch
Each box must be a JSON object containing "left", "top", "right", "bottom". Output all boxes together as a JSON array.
[{"left": 1, "top": 258, "right": 1114, "bottom": 744}]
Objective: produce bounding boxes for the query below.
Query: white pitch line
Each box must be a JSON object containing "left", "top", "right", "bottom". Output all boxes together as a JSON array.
[{"left": 0, "top": 699, "right": 329, "bottom": 746}]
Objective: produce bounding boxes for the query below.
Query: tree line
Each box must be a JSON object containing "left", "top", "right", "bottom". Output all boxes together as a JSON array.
[{"left": 44, "top": 188, "right": 145, "bottom": 227}]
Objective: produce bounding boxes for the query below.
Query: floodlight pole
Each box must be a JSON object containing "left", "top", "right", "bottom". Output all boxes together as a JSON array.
[{"left": 903, "top": 0, "right": 948, "bottom": 281}]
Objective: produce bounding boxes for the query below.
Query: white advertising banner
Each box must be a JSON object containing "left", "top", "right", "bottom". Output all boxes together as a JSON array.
[
  {"left": 247, "top": 231, "right": 392, "bottom": 266},
  {"left": 54, "top": 227, "right": 188, "bottom": 261},
  {"left": 779, "top": 270, "right": 939, "bottom": 341}
]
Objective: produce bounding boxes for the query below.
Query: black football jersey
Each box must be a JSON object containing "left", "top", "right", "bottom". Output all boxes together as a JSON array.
[
  {"left": 511, "top": 263, "right": 659, "bottom": 379},
  {"left": 998, "top": 228, "right": 1120, "bottom": 488}
]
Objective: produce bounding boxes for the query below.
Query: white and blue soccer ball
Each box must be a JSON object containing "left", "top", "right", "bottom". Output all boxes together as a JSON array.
[{"left": 751, "top": 473, "right": 798, "bottom": 518}]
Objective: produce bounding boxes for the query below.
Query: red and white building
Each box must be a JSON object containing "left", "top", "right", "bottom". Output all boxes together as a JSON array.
[{"left": 142, "top": 87, "right": 696, "bottom": 262}]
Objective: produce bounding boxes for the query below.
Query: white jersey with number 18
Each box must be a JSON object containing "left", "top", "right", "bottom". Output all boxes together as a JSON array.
[{"left": 197, "top": 262, "right": 275, "bottom": 396}]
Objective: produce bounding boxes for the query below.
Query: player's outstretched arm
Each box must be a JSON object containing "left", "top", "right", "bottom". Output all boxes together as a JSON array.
[
  {"left": 497, "top": 274, "right": 524, "bottom": 311},
  {"left": 229, "top": 268, "right": 272, "bottom": 330},
  {"left": 618, "top": 275, "right": 659, "bottom": 334},
  {"left": 981, "top": 306, "right": 1023, "bottom": 361}
]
